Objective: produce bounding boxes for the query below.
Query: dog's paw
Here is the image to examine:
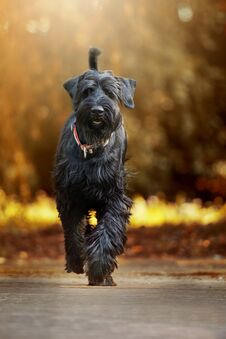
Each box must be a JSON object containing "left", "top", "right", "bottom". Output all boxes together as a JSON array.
[
  {"left": 88, "top": 275, "right": 117, "bottom": 286},
  {"left": 65, "top": 261, "right": 84, "bottom": 274}
]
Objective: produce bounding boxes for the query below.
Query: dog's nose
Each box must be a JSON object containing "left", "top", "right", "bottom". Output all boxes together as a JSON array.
[{"left": 91, "top": 106, "right": 104, "bottom": 116}]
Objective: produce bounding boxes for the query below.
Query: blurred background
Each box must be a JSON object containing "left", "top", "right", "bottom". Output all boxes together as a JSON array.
[{"left": 0, "top": 0, "right": 226, "bottom": 262}]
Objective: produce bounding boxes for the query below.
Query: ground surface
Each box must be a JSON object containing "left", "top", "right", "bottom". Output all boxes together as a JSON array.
[
  {"left": 2, "top": 222, "right": 226, "bottom": 260},
  {"left": 0, "top": 259, "right": 226, "bottom": 339}
]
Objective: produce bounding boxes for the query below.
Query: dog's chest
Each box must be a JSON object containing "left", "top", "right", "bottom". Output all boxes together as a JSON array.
[
  {"left": 84, "top": 158, "right": 119, "bottom": 186},
  {"left": 73, "top": 157, "right": 122, "bottom": 201}
]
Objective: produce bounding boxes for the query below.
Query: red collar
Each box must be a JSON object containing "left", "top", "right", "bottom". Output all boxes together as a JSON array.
[{"left": 71, "top": 121, "right": 110, "bottom": 158}]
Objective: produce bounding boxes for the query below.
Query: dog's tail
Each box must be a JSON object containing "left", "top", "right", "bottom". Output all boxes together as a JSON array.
[{"left": 89, "top": 47, "right": 101, "bottom": 71}]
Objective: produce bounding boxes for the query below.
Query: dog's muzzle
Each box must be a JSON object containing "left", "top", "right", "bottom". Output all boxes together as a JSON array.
[{"left": 91, "top": 106, "right": 105, "bottom": 126}]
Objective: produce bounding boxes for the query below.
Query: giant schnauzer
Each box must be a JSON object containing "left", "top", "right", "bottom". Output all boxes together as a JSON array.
[{"left": 53, "top": 48, "right": 136, "bottom": 286}]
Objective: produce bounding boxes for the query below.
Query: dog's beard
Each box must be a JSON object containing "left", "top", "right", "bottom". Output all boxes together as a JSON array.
[{"left": 75, "top": 99, "right": 122, "bottom": 145}]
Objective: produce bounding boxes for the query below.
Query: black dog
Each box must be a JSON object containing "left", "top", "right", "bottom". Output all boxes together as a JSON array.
[{"left": 53, "top": 48, "right": 136, "bottom": 286}]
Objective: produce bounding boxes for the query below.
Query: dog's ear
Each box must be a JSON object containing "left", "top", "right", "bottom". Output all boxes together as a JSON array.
[
  {"left": 63, "top": 76, "right": 79, "bottom": 99},
  {"left": 117, "top": 77, "right": 136, "bottom": 109}
]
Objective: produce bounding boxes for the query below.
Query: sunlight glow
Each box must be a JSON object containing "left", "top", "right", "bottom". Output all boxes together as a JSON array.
[
  {"left": 177, "top": 4, "right": 193, "bottom": 22},
  {"left": 25, "top": 17, "right": 50, "bottom": 34},
  {"left": 0, "top": 190, "right": 225, "bottom": 232},
  {"left": 130, "top": 196, "right": 225, "bottom": 227}
]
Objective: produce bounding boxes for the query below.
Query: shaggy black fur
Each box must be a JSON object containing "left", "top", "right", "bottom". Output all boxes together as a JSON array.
[{"left": 53, "top": 48, "right": 136, "bottom": 286}]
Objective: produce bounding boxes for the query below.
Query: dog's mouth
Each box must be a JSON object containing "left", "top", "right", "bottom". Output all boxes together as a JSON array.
[
  {"left": 92, "top": 119, "right": 103, "bottom": 126},
  {"left": 90, "top": 116, "right": 105, "bottom": 128}
]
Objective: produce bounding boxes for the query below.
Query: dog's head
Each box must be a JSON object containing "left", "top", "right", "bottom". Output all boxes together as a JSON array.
[{"left": 63, "top": 48, "right": 136, "bottom": 145}]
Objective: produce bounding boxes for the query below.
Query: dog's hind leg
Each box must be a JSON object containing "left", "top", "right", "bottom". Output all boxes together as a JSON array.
[{"left": 85, "top": 194, "right": 132, "bottom": 286}]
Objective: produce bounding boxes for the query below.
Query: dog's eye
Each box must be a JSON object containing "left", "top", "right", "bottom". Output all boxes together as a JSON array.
[
  {"left": 83, "top": 87, "right": 94, "bottom": 98},
  {"left": 104, "top": 89, "right": 115, "bottom": 99}
]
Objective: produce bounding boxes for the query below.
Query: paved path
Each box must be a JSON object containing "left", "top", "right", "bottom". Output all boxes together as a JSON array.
[{"left": 0, "top": 259, "right": 226, "bottom": 339}]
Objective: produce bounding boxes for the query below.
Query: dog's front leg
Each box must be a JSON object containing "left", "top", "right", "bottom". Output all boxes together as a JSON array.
[
  {"left": 85, "top": 195, "right": 131, "bottom": 286},
  {"left": 57, "top": 199, "right": 86, "bottom": 274}
]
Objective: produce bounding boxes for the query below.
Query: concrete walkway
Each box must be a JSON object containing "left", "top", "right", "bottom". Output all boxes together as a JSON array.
[{"left": 0, "top": 259, "right": 226, "bottom": 339}]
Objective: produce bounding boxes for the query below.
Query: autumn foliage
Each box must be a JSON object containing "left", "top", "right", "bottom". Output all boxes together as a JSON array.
[{"left": 0, "top": 0, "right": 226, "bottom": 199}]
